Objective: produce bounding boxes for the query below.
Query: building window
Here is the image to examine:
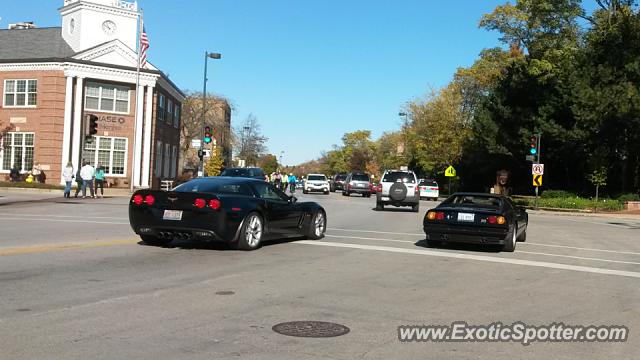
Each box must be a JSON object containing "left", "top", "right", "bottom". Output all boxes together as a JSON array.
[
  {"left": 3, "top": 80, "right": 37, "bottom": 107},
  {"left": 0, "top": 132, "right": 34, "bottom": 172},
  {"left": 157, "top": 94, "right": 165, "bottom": 123},
  {"left": 171, "top": 145, "right": 177, "bottom": 177},
  {"left": 163, "top": 143, "right": 170, "bottom": 178},
  {"left": 85, "top": 83, "right": 130, "bottom": 114},
  {"left": 174, "top": 105, "right": 180, "bottom": 128},
  {"left": 167, "top": 99, "right": 173, "bottom": 126},
  {"left": 155, "top": 141, "right": 162, "bottom": 176},
  {"left": 82, "top": 136, "right": 127, "bottom": 176}
]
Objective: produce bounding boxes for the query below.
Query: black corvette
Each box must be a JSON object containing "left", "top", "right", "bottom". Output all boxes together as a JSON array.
[
  {"left": 423, "top": 193, "right": 528, "bottom": 252},
  {"left": 128, "top": 177, "right": 327, "bottom": 250}
]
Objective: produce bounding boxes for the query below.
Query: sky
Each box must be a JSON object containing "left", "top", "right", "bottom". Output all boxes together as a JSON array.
[{"left": 2, "top": 0, "right": 510, "bottom": 165}]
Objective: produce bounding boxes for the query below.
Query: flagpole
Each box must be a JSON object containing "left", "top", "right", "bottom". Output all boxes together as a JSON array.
[{"left": 131, "top": 8, "right": 143, "bottom": 192}]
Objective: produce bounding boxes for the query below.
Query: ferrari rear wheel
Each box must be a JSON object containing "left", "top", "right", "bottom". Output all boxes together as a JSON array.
[
  {"left": 306, "top": 210, "right": 326, "bottom": 240},
  {"left": 140, "top": 235, "right": 170, "bottom": 247},
  {"left": 236, "top": 213, "right": 263, "bottom": 250},
  {"left": 502, "top": 225, "right": 517, "bottom": 252},
  {"left": 517, "top": 228, "right": 527, "bottom": 242}
]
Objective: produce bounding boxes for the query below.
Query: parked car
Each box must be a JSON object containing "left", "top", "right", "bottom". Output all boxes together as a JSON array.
[
  {"left": 423, "top": 193, "right": 528, "bottom": 252},
  {"left": 129, "top": 177, "right": 327, "bottom": 250},
  {"left": 343, "top": 172, "right": 372, "bottom": 197},
  {"left": 304, "top": 174, "right": 330, "bottom": 195},
  {"left": 330, "top": 174, "right": 347, "bottom": 192},
  {"left": 370, "top": 182, "right": 381, "bottom": 194},
  {"left": 219, "top": 167, "right": 266, "bottom": 180},
  {"left": 419, "top": 179, "right": 440, "bottom": 200},
  {"left": 376, "top": 170, "right": 419, "bottom": 211}
]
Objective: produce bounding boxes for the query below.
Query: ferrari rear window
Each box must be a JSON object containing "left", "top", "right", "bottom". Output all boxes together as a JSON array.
[{"left": 445, "top": 195, "right": 502, "bottom": 208}]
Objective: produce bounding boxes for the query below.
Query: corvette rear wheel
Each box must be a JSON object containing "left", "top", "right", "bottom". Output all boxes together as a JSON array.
[
  {"left": 502, "top": 225, "right": 517, "bottom": 252},
  {"left": 306, "top": 210, "right": 326, "bottom": 240},
  {"left": 236, "top": 213, "right": 263, "bottom": 250},
  {"left": 140, "top": 235, "right": 170, "bottom": 247}
]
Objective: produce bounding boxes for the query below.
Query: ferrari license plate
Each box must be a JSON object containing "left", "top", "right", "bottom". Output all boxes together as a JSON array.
[
  {"left": 163, "top": 210, "right": 182, "bottom": 221},
  {"left": 457, "top": 213, "right": 475, "bottom": 222}
]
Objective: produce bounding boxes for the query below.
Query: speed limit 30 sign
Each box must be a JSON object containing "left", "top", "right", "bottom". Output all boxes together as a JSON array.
[{"left": 532, "top": 163, "right": 544, "bottom": 175}]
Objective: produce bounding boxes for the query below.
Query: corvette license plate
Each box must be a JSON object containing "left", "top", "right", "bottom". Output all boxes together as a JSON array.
[
  {"left": 457, "top": 213, "right": 475, "bottom": 222},
  {"left": 163, "top": 210, "right": 182, "bottom": 221}
]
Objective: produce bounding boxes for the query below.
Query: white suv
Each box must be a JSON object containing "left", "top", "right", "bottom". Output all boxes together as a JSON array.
[
  {"left": 376, "top": 170, "right": 420, "bottom": 212},
  {"left": 303, "top": 174, "right": 330, "bottom": 195}
]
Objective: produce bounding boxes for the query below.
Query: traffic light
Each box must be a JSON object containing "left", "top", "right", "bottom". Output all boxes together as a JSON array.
[
  {"left": 203, "top": 126, "right": 212, "bottom": 144},
  {"left": 529, "top": 135, "right": 538, "bottom": 155},
  {"left": 85, "top": 114, "right": 98, "bottom": 141}
]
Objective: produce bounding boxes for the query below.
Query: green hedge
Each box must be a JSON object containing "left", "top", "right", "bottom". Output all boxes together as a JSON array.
[
  {"left": 540, "top": 190, "right": 576, "bottom": 199},
  {"left": 519, "top": 196, "right": 624, "bottom": 211},
  {"left": 617, "top": 193, "right": 640, "bottom": 202},
  {"left": 0, "top": 181, "right": 65, "bottom": 190}
]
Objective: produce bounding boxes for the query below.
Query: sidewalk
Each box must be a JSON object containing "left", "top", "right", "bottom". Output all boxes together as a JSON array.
[
  {"left": 0, "top": 186, "right": 134, "bottom": 197},
  {"left": 528, "top": 208, "right": 640, "bottom": 220}
]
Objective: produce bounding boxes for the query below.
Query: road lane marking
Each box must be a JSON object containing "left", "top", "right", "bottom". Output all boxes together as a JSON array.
[
  {"left": 0, "top": 239, "right": 138, "bottom": 256},
  {"left": 0, "top": 213, "right": 128, "bottom": 220},
  {"left": 328, "top": 228, "right": 640, "bottom": 256},
  {"left": 325, "top": 234, "right": 414, "bottom": 244},
  {"left": 0, "top": 217, "right": 128, "bottom": 225},
  {"left": 297, "top": 241, "right": 640, "bottom": 279},
  {"left": 326, "top": 234, "right": 640, "bottom": 265}
]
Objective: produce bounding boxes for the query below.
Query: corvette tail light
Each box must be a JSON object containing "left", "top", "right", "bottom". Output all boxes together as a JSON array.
[
  {"left": 144, "top": 195, "right": 155, "bottom": 206},
  {"left": 194, "top": 198, "right": 206, "bottom": 209},
  {"left": 132, "top": 194, "right": 143, "bottom": 205},
  {"left": 208, "top": 199, "right": 221, "bottom": 210}
]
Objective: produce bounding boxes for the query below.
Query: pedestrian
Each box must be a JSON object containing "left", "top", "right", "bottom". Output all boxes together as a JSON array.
[
  {"left": 281, "top": 172, "right": 289, "bottom": 192},
  {"left": 274, "top": 172, "right": 282, "bottom": 189},
  {"left": 62, "top": 162, "right": 74, "bottom": 198},
  {"left": 80, "top": 160, "right": 96, "bottom": 198},
  {"left": 31, "top": 163, "right": 42, "bottom": 183},
  {"left": 9, "top": 164, "right": 20, "bottom": 182},
  {"left": 289, "top": 173, "right": 297, "bottom": 193},
  {"left": 94, "top": 164, "right": 105, "bottom": 198},
  {"left": 74, "top": 167, "right": 83, "bottom": 198}
]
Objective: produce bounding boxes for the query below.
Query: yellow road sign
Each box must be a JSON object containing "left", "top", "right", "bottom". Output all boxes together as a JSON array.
[
  {"left": 533, "top": 174, "right": 542, "bottom": 187},
  {"left": 445, "top": 165, "right": 456, "bottom": 177}
]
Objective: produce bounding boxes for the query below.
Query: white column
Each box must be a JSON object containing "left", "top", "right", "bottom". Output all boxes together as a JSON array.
[
  {"left": 60, "top": 76, "right": 74, "bottom": 185},
  {"left": 70, "top": 77, "right": 84, "bottom": 173},
  {"left": 141, "top": 85, "right": 154, "bottom": 187},
  {"left": 132, "top": 85, "right": 145, "bottom": 187}
]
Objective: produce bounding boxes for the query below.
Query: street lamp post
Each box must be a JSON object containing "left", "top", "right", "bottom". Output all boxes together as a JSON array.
[
  {"left": 242, "top": 126, "right": 250, "bottom": 166},
  {"left": 199, "top": 51, "right": 221, "bottom": 177}
]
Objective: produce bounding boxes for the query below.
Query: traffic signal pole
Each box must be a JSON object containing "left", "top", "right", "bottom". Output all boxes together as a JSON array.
[{"left": 534, "top": 133, "right": 541, "bottom": 210}]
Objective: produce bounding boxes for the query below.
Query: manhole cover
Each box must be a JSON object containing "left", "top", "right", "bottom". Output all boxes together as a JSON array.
[{"left": 272, "top": 321, "right": 350, "bottom": 338}]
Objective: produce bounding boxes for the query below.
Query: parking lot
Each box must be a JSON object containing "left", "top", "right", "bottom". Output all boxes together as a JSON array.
[{"left": 0, "top": 190, "right": 639, "bottom": 359}]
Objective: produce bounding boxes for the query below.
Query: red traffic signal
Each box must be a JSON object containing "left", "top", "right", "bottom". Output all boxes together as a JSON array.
[{"left": 203, "top": 126, "right": 212, "bottom": 144}]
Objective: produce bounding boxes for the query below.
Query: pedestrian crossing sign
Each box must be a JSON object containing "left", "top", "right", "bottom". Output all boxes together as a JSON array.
[{"left": 445, "top": 166, "right": 456, "bottom": 177}]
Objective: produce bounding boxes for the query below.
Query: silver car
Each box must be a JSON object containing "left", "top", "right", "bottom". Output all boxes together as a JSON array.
[{"left": 376, "top": 170, "right": 419, "bottom": 212}]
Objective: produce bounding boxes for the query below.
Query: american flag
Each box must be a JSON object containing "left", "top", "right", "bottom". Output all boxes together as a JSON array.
[{"left": 139, "top": 27, "right": 149, "bottom": 68}]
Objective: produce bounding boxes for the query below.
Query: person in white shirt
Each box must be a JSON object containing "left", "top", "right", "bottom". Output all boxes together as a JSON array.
[
  {"left": 62, "top": 162, "right": 74, "bottom": 198},
  {"left": 80, "top": 161, "right": 96, "bottom": 198}
]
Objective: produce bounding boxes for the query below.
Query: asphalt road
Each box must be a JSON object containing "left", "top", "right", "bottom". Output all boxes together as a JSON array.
[{"left": 0, "top": 189, "right": 639, "bottom": 360}]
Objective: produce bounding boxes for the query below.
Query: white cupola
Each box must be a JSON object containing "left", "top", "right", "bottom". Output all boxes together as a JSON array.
[{"left": 59, "top": 0, "right": 139, "bottom": 53}]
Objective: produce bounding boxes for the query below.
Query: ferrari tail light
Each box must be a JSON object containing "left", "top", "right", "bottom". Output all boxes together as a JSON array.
[
  {"left": 487, "top": 216, "right": 506, "bottom": 225},
  {"left": 132, "top": 194, "right": 143, "bottom": 205},
  {"left": 497, "top": 216, "right": 506, "bottom": 225},
  {"left": 427, "top": 211, "right": 445, "bottom": 221},
  {"left": 208, "top": 199, "right": 221, "bottom": 210},
  {"left": 194, "top": 198, "right": 206, "bottom": 209},
  {"left": 488, "top": 216, "right": 497, "bottom": 224},
  {"left": 144, "top": 195, "right": 155, "bottom": 206}
]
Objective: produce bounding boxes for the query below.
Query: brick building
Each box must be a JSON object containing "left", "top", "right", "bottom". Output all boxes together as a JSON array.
[{"left": 0, "top": 0, "right": 183, "bottom": 189}]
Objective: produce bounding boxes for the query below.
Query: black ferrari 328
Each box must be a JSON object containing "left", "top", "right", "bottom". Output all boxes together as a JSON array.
[
  {"left": 423, "top": 193, "right": 528, "bottom": 252},
  {"left": 128, "top": 177, "right": 327, "bottom": 250}
]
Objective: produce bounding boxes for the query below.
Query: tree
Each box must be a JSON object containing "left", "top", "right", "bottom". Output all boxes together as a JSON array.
[
  {"left": 179, "top": 92, "right": 232, "bottom": 173},
  {"left": 204, "top": 146, "right": 224, "bottom": 177},
  {"left": 587, "top": 166, "right": 608, "bottom": 212},
  {"left": 258, "top": 154, "right": 279, "bottom": 174},
  {"left": 234, "top": 114, "right": 268, "bottom": 166}
]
